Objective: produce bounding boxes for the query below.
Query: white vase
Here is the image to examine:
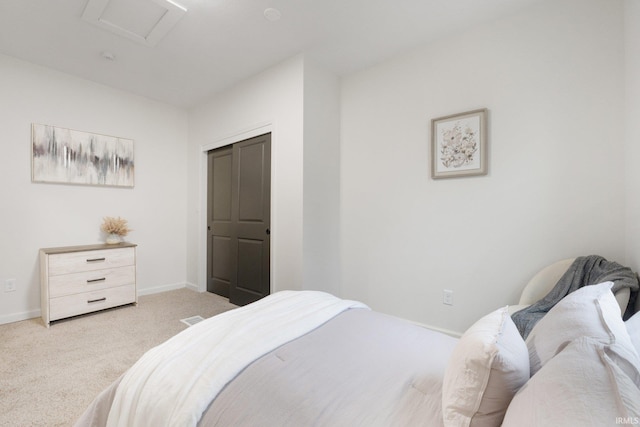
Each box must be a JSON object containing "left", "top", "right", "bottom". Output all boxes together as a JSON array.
[{"left": 106, "top": 233, "right": 122, "bottom": 244}]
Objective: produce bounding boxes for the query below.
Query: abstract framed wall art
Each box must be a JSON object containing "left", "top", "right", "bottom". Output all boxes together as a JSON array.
[
  {"left": 31, "top": 124, "right": 134, "bottom": 187},
  {"left": 431, "top": 109, "right": 487, "bottom": 179}
]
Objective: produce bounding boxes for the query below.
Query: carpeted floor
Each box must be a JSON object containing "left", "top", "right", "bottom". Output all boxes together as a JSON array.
[{"left": 0, "top": 288, "right": 237, "bottom": 427}]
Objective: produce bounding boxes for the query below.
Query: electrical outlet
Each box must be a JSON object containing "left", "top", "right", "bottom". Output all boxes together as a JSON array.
[
  {"left": 443, "top": 289, "right": 453, "bottom": 306},
  {"left": 5, "top": 279, "right": 16, "bottom": 293}
]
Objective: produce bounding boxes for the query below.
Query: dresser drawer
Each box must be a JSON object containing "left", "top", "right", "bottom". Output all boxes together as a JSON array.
[
  {"left": 49, "top": 284, "right": 136, "bottom": 321},
  {"left": 48, "top": 247, "right": 135, "bottom": 276},
  {"left": 41, "top": 243, "right": 137, "bottom": 327},
  {"left": 48, "top": 265, "right": 135, "bottom": 298}
]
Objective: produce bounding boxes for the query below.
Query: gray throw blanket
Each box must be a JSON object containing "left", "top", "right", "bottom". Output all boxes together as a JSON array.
[{"left": 511, "top": 255, "right": 639, "bottom": 339}]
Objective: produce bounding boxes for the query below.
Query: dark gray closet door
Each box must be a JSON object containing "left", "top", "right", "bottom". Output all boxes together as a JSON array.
[{"left": 207, "top": 133, "right": 271, "bottom": 305}]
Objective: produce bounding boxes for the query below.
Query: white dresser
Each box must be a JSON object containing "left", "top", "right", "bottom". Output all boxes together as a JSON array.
[{"left": 40, "top": 243, "right": 137, "bottom": 327}]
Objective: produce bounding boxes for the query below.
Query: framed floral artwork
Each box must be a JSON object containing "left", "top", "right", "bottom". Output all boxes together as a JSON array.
[{"left": 431, "top": 108, "right": 487, "bottom": 179}]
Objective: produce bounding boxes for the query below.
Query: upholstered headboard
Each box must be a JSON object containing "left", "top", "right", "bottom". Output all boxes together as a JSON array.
[{"left": 514, "top": 258, "right": 631, "bottom": 315}]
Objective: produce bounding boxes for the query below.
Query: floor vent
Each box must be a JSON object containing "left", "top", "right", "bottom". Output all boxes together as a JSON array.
[{"left": 180, "top": 315, "right": 205, "bottom": 327}]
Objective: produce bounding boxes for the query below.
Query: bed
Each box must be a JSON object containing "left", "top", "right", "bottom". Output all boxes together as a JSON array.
[{"left": 76, "top": 257, "right": 640, "bottom": 427}]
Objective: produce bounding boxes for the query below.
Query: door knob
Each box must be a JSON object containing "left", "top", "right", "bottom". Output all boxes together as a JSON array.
[{"left": 266, "top": 228, "right": 270, "bottom": 235}]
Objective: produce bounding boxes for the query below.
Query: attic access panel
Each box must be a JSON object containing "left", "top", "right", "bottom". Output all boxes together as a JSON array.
[{"left": 82, "top": 0, "right": 186, "bottom": 47}]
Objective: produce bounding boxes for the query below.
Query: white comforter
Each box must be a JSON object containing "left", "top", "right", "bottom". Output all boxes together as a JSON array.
[{"left": 105, "top": 291, "right": 368, "bottom": 427}]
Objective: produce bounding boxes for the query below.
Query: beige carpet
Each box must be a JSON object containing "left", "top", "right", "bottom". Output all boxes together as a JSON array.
[{"left": 0, "top": 288, "right": 237, "bottom": 427}]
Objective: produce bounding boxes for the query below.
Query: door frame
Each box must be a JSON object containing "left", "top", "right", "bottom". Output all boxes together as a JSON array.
[{"left": 198, "top": 122, "right": 274, "bottom": 294}]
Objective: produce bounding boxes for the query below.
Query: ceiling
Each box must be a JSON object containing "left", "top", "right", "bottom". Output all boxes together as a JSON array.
[{"left": 0, "top": 0, "right": 546, "bottom": 109}]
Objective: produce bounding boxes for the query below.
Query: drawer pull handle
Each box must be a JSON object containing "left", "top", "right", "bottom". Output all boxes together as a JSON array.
[
  {"left": 87, "top": 297, "right": 107, "bottom": 304},
  {"left": 87, "top": 278, "right": 106, "bottom": 283},
  {"left": 86, "top": 257, "right": 106, "bottom": 263}
]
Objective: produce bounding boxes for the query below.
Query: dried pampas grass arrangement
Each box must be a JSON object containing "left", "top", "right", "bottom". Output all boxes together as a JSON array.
[{"left": 101, "top": 216, "right": 132, "bottom": 237}]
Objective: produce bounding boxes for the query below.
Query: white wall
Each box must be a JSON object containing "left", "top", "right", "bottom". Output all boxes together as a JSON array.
[
  {"left": 625, "top": 0, "right": 640, "bottom": 274},
  {"left": 1, "top": 0, "right": 634, "bottom": 333},
  {"left": 0, "top": 54, "right": 189, "bottom": 324},
  {"left": 303, "top": 61, "right": 342, "bottom": 294},
  {"left": 187, "top": 56, "right": 305, "bottom": 293},
  {"left": 187, "top": 56, "right": 343, "bottom": 296},
  {"left": 340, "top": 0, "right": 626, "bottom": 334}
]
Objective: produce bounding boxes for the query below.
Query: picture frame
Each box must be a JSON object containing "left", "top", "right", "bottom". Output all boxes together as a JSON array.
[
  {"left": 431, "top": 108, "right": 487, "bottom": 179},
  {"left": 31, "top": 123, "right": 135, "bottom": 187}
]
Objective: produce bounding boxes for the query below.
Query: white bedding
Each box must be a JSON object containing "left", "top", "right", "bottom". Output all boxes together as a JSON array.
[
  {"left": 75, "top": 260, "right": 640, "bottom": 427},
  {"left": 202, "top": 308, "right": 457, "bottom": 426},
  {"left": 105, "top": 291, "right": 368, "bottom": 427}
]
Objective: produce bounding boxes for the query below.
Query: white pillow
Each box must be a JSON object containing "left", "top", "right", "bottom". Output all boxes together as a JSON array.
[
  {"left": 626, "top": 311, "right": 640, "bottom": 356},
  {"left": 502, "top": 336, "right": 640, "bottom": 427},
  {"left": 526, "top": 282, "right": 639, "bottom": 377},
  {"left": 442, "top": 307, "right": 529, "bottom": 427}
]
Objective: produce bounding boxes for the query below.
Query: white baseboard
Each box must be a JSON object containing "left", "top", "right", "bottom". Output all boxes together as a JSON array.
[
  {"left": 0, "top": 309, "right": 41, "bottom": 326},
  {"left": 393, "top": 316, "right": 462, "bottom": 338},
  {"left": 0, "top": 283, "right": 203, "bottom": 326},
  {"left": 1, "top": 289, "right": 462, "bottom": 339},
  {"left": 137, "top": 282, "right": 205, "bottom": 296},
  {"left": 411, "top": 321, "right": 463, "bottom": 338},
  {"left": 137, "top": 282, "right": 187, "bottom": 296},
  {"left": 184, "top": 282, "right": 201, "bottom": 292}
]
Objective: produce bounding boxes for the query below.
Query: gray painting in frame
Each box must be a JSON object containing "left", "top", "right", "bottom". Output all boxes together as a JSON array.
[
  {"left": 431, "top": 108, "right": 487, "bottom": 179},
  {"left": 31, "top": 123, "right": 134, "bottom": 187}
]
